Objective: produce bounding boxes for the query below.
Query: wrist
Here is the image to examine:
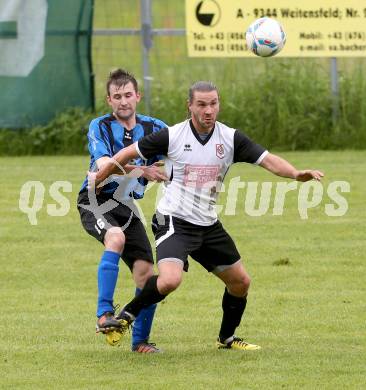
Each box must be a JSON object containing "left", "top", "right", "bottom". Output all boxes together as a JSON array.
[{"left": 139, "top": 165, "right": 147, "bottom": 178}]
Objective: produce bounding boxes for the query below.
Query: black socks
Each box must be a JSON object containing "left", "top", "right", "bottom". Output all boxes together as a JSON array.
[
  {"left": 124, "top": 275, "right": 166, "bottom": 318},
  {"left": 219, "top": 288, "right": 247, "bottom": 342}
]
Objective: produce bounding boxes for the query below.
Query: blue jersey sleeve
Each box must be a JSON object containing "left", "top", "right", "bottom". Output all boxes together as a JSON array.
[
  {"left": 153, "top": 118, "right": 168, "bottom": 130},
  {"left": 151, "top": 118, "right": 168, "bottom": 162},
  {"left": 87, "top": 119, "right": 113, "bottom": 161}
]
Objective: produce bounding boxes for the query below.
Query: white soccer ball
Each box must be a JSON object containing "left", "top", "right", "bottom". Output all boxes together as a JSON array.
[{"left": 246, "top": 17, "right": 286, "bottom": 57}]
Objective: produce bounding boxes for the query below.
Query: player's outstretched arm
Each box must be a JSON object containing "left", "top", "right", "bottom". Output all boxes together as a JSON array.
[
  {"left": 88, "top": 143, "right": 168, "bottom": 189},
  {"left": 92, "top": 143, "right": 139, "bottom": 186},
  {"left": 96, "top": 156, "right": 137, "bottom": 176},
  {"left": 259, "top": 153, "right": 324, "bottom": 182}
]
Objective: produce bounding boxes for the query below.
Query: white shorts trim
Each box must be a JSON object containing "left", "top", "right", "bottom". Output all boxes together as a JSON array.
[
  {"left": 212, "top": 259, "right": 242, "bottom": 275},
  {"left": 155, "top": 215, "right": 175, "bottom": 247},
  {"left": 157, "top": 257, "right": 184, "bottom": 267}
]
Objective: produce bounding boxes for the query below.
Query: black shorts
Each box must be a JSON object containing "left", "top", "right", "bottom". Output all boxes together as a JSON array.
[
  {"left": 77, "top": 190, "right": 153, "bottom": 270},
  {"left": 151, "top": 213, "right": 241, "bottom": 273}
]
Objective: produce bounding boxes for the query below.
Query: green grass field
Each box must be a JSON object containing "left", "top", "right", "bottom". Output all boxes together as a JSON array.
[{"left": 1, "top": 151, "right": 365, "bottom": 389}]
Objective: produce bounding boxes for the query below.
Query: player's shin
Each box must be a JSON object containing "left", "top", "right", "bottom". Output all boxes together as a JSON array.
[
  {"left": 96, "top": 250, "right": 120, "bottom": 317},
  {"left": 218, "top": 288, "right": 247, "bottom": 342},
  {"left": 131, "top": 287, "right": 157, "bottom": 348},
  {"left": 122, "top": 275, "right": 166, "bottom": 318}
]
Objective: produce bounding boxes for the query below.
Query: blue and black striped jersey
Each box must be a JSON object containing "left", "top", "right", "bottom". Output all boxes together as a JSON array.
[{"left": 80, "top": 113, "right": 167, "bottom": 199}]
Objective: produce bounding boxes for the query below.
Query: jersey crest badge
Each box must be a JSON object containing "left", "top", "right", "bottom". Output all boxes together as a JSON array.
[{"left": 216, "top": 144, "right": 225, "bottom": 159}]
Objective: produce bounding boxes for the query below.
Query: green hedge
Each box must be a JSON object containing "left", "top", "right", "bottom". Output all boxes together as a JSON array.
[
  {"left": 0, "top": 108, "right": 95, "bottom": 156},
  {"left": 1, "top": 62, "right": 366, "bottom": 155}
]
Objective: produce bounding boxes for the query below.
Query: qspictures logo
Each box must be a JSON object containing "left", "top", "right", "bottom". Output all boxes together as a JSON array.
[
  {"left": 195, "top": 0, "right": 221, "bottom": 27},
  {"left": 18, "top": 174, "right": 350, "bottom": 226}
]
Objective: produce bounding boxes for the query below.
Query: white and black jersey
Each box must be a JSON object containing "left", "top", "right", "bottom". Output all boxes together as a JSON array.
[{"left": 136, "top": 119, "right": 268, "bottom": 226}]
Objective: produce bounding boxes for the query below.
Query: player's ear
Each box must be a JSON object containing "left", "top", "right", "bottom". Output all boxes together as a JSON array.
[
  {"left": 136, "top": 91, "right": 142, "bottom": 102},
  {"left": 187, "top": 100, "right": 193, "bottom": 118},
  {"left": 106, "top": 94, "right": 112, "bottom": 106}
]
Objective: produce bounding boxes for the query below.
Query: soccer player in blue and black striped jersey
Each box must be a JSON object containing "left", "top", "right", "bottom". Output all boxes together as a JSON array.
[{"left": 77, "top": 69, "right": 168, "bottom": 353}]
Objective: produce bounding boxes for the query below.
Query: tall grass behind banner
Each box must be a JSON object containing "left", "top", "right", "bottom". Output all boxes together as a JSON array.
[
  {"left": 1, "top": 61, "right": 366, "bottom": 155},
  {"left": 336, "top": 65, "right": 366, "bottom": 148},
  {"left": 151, "top": 59, "right": 366, "bottom": 151},
  {"left": 218, "top": 61, "right": 333, "bottom": 151}
]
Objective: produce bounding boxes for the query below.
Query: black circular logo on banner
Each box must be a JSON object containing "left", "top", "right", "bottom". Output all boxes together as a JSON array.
[{"left": 195, "top": 0, "right": 221, "bottom": 27}]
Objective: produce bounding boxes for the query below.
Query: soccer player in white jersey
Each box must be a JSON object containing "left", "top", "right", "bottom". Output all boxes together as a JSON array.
[{"left": 89, "top": 81, "right": 324, "bottom": 351}]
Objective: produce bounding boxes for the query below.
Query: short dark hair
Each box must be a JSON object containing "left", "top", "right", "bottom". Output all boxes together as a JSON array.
[
  {"left": 106, "top": 68, "right": 138, "bottom": 96},
  {"left": 188, "top": 81, "right": 218, "bottom": 103}
]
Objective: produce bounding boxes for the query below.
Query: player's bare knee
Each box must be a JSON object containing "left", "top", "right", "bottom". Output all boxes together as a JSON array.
[
  {"left": 133, "top": 261, "right": 154, "bottom": 287},
  {"left": 243, "top": 274, "right": 251, "bottom": 290},
  {"left": 228, "top": 275, "right": 251, "bottom": 296},
  {"left": 158, "top": 275, "right": 182, "bottom": 294},
  {"left": 139, "top": 265, "right": 154, "bottom": 283},
  {"left": 104, "top": 229, "right": 125, "bottom": 254},
  {"left": 157, "top": 260, "right": 184, "bottom": 293},
  {"left": 238, "top": 274, "right": 251, "bottom": 295}
]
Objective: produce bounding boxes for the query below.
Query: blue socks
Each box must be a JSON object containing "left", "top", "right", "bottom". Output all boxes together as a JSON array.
[
  {"left": 96, "top": 250, "right": 120, "bottom": 318},
  {"left": 97, "top": 251, "right": 157, "bottom": 348},
  {"left": 132, "top": 287, "right": 157, "bottom": 348}
]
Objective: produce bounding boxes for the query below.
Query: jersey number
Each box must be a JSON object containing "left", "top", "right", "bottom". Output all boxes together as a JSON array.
[{"left": 94, "top": 218, "right": 105, "bottom": 235}]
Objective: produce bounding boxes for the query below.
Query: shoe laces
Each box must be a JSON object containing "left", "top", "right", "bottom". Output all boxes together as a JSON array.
[
  {"left": 231, "top": 337, "right": 248, "bottom": 347},
  {"left": 113, "top": 303, "right": 121, "bottom": 315},
  {"left": 119, "top": 313, "right": 133, "bottom": 334}
]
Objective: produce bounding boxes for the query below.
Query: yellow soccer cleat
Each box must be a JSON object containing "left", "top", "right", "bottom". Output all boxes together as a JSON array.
[
  {"left": 113, "top": 310, "right": 134, "bottom": 343},
  {"left": 96, "top": 312, "right": 124, "bottom": 347},
  {"left": 96, "top": 310, "right": 134, "bottom": 347},
  {"left": 216, "top": 336, "right": 261, "bottom": 351},
  {"left": 105, "top": 330, "right": 123, "bottom": 346},
  {"left": 104, "top": 318, "right": 132, "bottom": 346}
]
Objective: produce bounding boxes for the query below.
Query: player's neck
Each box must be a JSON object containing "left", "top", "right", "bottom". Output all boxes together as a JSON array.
[{"left": 114, "top": 113, "right": 137, "bottom": 130}]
